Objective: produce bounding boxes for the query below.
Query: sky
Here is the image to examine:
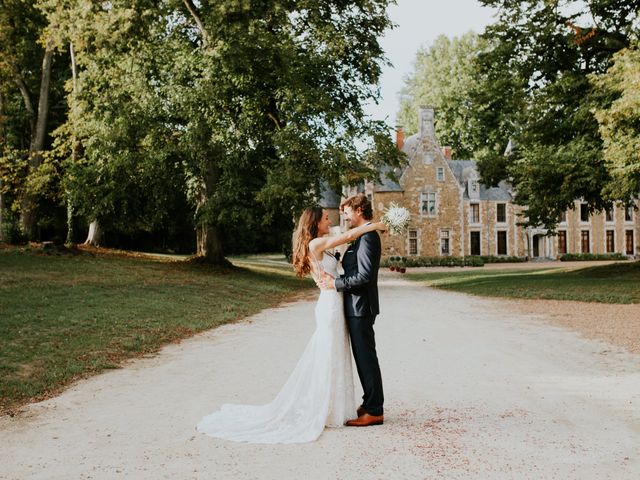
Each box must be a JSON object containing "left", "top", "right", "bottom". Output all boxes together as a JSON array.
[{"left": 365, "top": 0, "right": 499, "bottom": 127}]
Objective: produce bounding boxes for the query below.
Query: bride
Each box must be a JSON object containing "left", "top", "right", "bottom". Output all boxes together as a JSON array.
[{"left": 197, "top": 206, "right": 386, "bottom": 443}]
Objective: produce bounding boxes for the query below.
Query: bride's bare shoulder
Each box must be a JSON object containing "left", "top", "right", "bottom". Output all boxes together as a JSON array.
[{"left": 308, "top": 237, "right": 325, "bottom": 253}]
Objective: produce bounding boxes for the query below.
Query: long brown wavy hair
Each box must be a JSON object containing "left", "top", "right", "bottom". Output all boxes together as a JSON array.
[{"left": 292, "top": 206, "right": 324, "bottom": 278}]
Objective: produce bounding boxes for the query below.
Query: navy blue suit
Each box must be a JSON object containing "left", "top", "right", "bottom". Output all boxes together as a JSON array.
[{"left": 335, "top": 230, "right": 384, "bottom": 416}]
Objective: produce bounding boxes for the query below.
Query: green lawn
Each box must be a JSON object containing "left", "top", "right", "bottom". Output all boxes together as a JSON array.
[
  {"left": 405, "top": 261, "right": 640, "bottom": 304},
  {"left": 0, "top": 247, "right": 312, "bottom": 412}
]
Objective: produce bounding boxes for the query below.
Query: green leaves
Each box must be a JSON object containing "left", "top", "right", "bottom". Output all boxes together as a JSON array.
[
  {"left": 397, "top": 32, "right": 489, "bottom": 159},
  {"left": 471, "top": 0, "right": 639, "bottom": 228},
  {"left": 397, "top": 1, "right": 638, "bottom": 230},
  {"left": 592, "top": 45, "right": 640, "bottom": 200},
  {"left": 2, "top": 0, "right": 401, "bottom": 256}
]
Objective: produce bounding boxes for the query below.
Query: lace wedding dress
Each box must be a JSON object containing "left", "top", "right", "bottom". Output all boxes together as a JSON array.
[{"left": 197, "top": 252, "right": 356, "bottom": 443}]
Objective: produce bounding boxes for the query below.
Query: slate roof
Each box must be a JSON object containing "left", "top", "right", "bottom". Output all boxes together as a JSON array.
[
  {"left": 447, "top": 160, "right": 513, "bottom": 201},
  {"left": 371, "top": 136, "right": 514, "bottom": 201},
  {"left": 373, "top": 164, "right": 403, "bottom": 192}
]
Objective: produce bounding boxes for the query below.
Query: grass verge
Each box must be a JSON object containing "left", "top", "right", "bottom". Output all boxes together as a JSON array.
[
  {"left": 405, "top": 261, "right": 640, "bottom": 304},
  {"left": 0, "top": 246, "right": 311, "bottom": 413}
]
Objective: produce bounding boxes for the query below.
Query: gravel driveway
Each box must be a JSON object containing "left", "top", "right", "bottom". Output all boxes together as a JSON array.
[{"left": 1, "top": 275, "right": 638, "bottom": 479}]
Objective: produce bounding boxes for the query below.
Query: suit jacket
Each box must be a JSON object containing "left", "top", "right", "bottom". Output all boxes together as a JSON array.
[{"left": 335, "top": 230, "right": 381, "bottom": 317}]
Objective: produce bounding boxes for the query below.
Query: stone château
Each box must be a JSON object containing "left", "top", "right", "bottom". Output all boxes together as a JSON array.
[{"left": 333, "top": 107, "right": 639, "bottom": 260}]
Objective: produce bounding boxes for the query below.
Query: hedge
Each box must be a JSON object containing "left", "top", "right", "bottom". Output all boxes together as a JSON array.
[
  {"left": 382, "top": 255, "right": 484, "bottom": 268},
  {"left": 382, "top": 254, "right": 529, "bottom": 268},
  {"left": 558, "top": 252, "right": 628, "bottom": 261}
]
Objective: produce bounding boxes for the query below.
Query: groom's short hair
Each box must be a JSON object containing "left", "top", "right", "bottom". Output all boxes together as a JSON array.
[{"left": 341, "top": 194, "right": 373, "bottom": 220}]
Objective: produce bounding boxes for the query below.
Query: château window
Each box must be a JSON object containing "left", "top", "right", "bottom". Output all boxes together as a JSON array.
[
  {"left": 470, "top": 231, "right": 481, "bottom": 256},
  {"left": 496, "top": 203, "right": 506, "bottom": 223},
  {"left": 470, "top": 203, "right": 480, "bottom": 223},
  {"left": 497, "top": 231, "right": 507, "bottom": 255},
  {"left": 580, "top": 203, "right": 589, "bottom": 222},
  {"left": 581, "top": 230, "right": 590, "bottom": 253},
  {"left": 437, "top": 167, "right": 445, "bottom": 181},
  {"left": 606, "top": 230, "right": 615, "bottom": 253},
  {"left": 408, "top": 229, "right": 418, "bottom": 255},
  {"left": 440, "top": 230, "right": 450, "bottom": 255},
  {"left": 421, "top": 192, "right": 436, "bottom": 216},
  {"left": 626, "top": 230, "right": 634, "bottom": 255},
  {"left": 557, "top": 231, "right": 567, "bottom": 254}
]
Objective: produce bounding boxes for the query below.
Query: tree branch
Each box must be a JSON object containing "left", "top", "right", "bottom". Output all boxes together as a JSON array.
[
  {"left": 13, "top": 73, "right": 35, "bottom": 118},
  {"left": 31, "top": 40, "right": 55, "bottom": 154},
  {"left": 182, "top": 0, "right": 209, "bottom": 47}
]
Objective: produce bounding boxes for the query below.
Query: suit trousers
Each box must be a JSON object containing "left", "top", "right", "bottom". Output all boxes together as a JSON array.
[{"left": 346, "top": 314, "right": 384, "bottom": 416}]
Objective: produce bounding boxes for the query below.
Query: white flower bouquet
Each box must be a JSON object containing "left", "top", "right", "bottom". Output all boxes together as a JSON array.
[{"left": 381, "top": 203, "right": 411, "bottom": 236}]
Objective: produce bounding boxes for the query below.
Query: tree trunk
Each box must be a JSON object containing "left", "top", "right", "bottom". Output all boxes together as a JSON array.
[
  {"left": 65, "top": 196, "right": 74, "bottom": 244},
  {"left": 0, "top": 179, "right": 4, "bottom": 243},
  {"left": 0, "top": 93, "right": 5, "bottom": 243},
  {"left": 194, "top": 162, "right": 230, "bottom": 265},
  {"left": 196, "top": 223, "right": 227, "bottom": 264},
  {"left": 66, "top": 42, "right": 79, "bottom": 245},
  {"left": 84, "top": 220, "right": 102, "bottom": 246},
  {"left": 19, "top": 41, "right": 55, "bottom": 240}
]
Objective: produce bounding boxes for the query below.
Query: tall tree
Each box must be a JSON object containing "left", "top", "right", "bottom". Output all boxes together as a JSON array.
[
  {"left": 472, "top": 0, "right": 639, "bottom": 230},
  {"left": 0, "top": 0, "right": 65, "bottom": 239},
  {"left": 47, "top": 0, "right": 190, "bottom": 246},
  {"left": 45, "top": 0, "right": 401, "bottom": 262},
  {"left": 592, "top": 44, "right": 640, "bottom": 201},
  {"left": 396, "top": 32, "right": 488, "bottom": 159},
  {"left": 173, "top": 0, "right": 401, "bottom": 264}
]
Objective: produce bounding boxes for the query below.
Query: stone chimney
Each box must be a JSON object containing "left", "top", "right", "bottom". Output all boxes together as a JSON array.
[
  {"left": 418, "top": 105, "right": 435, "bottom": 139},
  {"left": 442, "top": 146, "right": 452, "bottom": 160},
  {"left": 395, "top": 125, "right": 404, "bottom": 150}
]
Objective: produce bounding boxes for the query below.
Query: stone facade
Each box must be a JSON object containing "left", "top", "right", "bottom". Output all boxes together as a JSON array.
[{"left": 343, "top": 106, "right": 639, "bottom": 260}]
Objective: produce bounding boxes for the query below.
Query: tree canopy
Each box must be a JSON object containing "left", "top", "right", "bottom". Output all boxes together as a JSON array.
[
  {"left": 396, "top": 32, "right": 488, "bottom": 159},
  {"left": 397, "top": 0, "right": 640, "bottom": 231},
  {"left": 592, "top": 44, "right": 640, "bottom": 201},
  {"left": 0, "top": 0, "right": 402, "bottom": 261}
]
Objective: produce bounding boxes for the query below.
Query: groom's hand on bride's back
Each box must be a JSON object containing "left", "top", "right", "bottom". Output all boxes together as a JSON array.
[{"left": 316, "top": 271, "right": 336, "bottom": 290}]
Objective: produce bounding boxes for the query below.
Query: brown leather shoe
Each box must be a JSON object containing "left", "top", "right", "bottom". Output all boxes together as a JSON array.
[
  {"left": 345, "top": 413, "right": 384, "bottom": 427},
  {"left": 356, "top": 405, "right": 366, "bottom": 417}
]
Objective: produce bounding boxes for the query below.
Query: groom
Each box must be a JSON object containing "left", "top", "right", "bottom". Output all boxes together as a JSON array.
[{"left": 319, "top": 193, "right": 384, "bottom": 427}]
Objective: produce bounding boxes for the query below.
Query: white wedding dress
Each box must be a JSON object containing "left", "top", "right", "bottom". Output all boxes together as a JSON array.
[{"left": 197, "top": 252, "right": 356, "bottom": 443}]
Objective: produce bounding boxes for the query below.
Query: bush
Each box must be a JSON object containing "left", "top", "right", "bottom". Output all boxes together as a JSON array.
[
  {"left": 0, "top": 211, "right": 26, "bottom": 245},
  {"left": 559, "top": 252, "right": 627, "bottom": 261}
]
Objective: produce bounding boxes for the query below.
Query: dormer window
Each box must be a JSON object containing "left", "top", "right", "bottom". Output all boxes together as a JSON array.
[
  {"left": 605, "top": 207, "right": 614, "bottom": 222},
  {"left": 580, "top": 203, "right": 589, "bottom": 222},
  {"left": 625, "top": 206, "right": 634, "bottom": 222},
  {"left": 559, "top": 211, "right": 567, "bottom": 224},
  {"left": 468, "top": 176, "right": 480, "bottom": 199}
]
